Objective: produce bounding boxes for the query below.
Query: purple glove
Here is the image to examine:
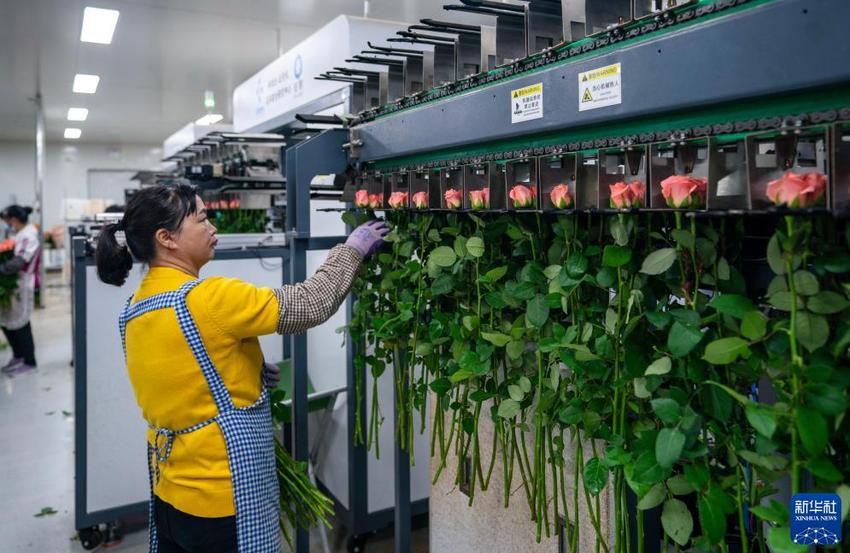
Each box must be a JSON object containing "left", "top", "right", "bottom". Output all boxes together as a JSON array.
[
  {"left": 345, "top": 219, "right": 389, "bottom": 259},
  {"left": 263, "top": 362, "right": 281, "bottom": 389}
]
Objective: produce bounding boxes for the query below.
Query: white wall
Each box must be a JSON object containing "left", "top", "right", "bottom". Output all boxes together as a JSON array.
[{"left": 0, "top": 141, "right": 162, "bottom": 229}]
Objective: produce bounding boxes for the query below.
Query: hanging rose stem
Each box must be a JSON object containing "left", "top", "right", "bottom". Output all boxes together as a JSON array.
[{"left": 784, "top": 215, "right": 802, "bottom": 494}]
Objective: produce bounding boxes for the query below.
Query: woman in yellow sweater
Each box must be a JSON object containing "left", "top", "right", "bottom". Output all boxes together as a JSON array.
[{"left": 94, "top": 184, "right": 387, "bottom": 553}]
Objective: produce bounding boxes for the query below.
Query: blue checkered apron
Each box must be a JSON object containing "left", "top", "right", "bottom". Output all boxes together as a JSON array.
[{"left": 119, "top": 279, "right": 281, "bottom": 552}]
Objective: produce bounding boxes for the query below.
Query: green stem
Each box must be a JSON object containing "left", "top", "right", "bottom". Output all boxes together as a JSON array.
[
  {"left": 736, "top": 463, "right": 749, "bottom": 553},
  {"left": 784, "top": 215, "right": 802, "bottom": 495}
]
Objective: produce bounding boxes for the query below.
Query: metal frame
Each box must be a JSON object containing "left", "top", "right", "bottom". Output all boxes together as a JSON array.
[
  {"left": 71, "top": 237, "right": 290, "bottom": 532},
  {"left": 354, "top": 0, "right": 850, "bottom": 162}
]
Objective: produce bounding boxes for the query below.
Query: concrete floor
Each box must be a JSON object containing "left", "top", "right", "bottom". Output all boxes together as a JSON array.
[{"left": 0, "top": 279, "right": 427, "bottom": 552}]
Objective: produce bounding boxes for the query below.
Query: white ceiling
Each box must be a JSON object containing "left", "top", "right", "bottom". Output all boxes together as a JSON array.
[{"left": 0, "top": 0, "right": 487, "bottom": 146}]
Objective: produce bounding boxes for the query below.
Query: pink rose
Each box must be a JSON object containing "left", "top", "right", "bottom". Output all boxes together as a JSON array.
[
  {"left": 661, "top": 175, "right": 708, "bottom": 208},
  {"left": 469, "top": 188, "right": 490, "bottom": 209},
  {"left": 766, "top": 171, "right": 827, "bottom": 208},
  {"left": 388, "top": 191, "right": 409, "bottom": 209},
  {"left": 368, "top": 194, "right": 383, "bottom": 209},
  {"left": 609, "top": 180, "right": 646, "bottom": 209},
  {"left": 355, "top": 189, "right": 369, "bottom": 208},
  {"left": 550, "top": 184, "right": 573, "bottom": 209},
  {"left": 509, "top": 184, "right": 536, "bottom": 208},
  {"left": 444, "top": 188, "right": 462, "bottom": 209},
  {"left": 412, "top": 191, "right": 429, "bottom": 209}
]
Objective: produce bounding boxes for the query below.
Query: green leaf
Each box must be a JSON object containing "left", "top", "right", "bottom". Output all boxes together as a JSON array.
[
  {"left": 497, "top": 399, "right": 521, "bottom": 419},
  {"left": 704, "top": 380, "right": 749, "bottom": 405},
  {"left": 766, "top": 527, "right": 807, "bottom": 553},
  {"left": 796, "top": 406, "right": 827, "bottom": 456},
  {"left": 640, "top": 248, "right": 677, "bottom": 275},
  {"left": 637, "top": 483, "right": 667, "bottom": 510},
  {"left": 702, "top": 337, "right": 751, "bottom": 365},
  {"left": 708, "top": 294, "right": 756, "bottom": 319},
  {"left": 651, "top": 398, "right": 682, "bottom": 426},
  {"left": 646, "top": 310, "right": 672, "bottom": 329},
  {"left": 518, "top": 376, "right": 532, "bottom": 393},
  {"left": 767, "top": 234, "right": 785, "bottom": 275},
  {"left": 717, "top": 257, "right": 731, "bottom": 280},
  {"left": 661, "top": 498, "right": 694, "bottom": 547},
  {"left": 741, "top": 311, "right": 767, "bottom": 340},
  {"left": 671, "top": 229, "right": 694, "bottom": 250},
  {"left": 543, "top": 264, "right": 561, "bottom": 280},
  {"left": 602, "top": 245, "right": 632, "bottom": 268},
  {"left": 583, "top": 458, "right": 609, "bottom": 496},
  {"left": 836, "top": 484, "right": 850, "bottom": 521},
  {"left": 745, "top": 403, "right": 777, "bottom": 438},
  {"left": 667, "top": 475, "right": 695, "bottom": 496},
  {"left": 684, "top": 464, "right": 709, "bottom": 491},
  {"left": 807, "top": 457, "right": 843, "bottom": 482},
  {"left": 481, "top": 332, "right": 512, "bottom": 347},
  {"left": 526, "top": 295, "right": 550, "bottom": 328},
  {"left": 667, "top": 322, "right": 703, "bottom": 358},
  {"left": 645, "top": 356, "right": 672, "bottom": 376},
  {"left": 749, "top": 500, "right": 789, "bottom": 526},
  {"left": 792, "top": 270, "right": 819, "bottom": 296},
  {"left": 33, "top": 507, "right": 58, "bottom": 518},
  {"left": 634, "top": 378, "right": 651, "bottom": 399},
  {"left": 807, "top": 291, "right": 849, "bottom": 314},
  {"left": 465, "top": 236, "right": 485, "bottom": 258},
  {"left": 699, "top": 492, "right": 727, "bottom": 545},
  {"left": 656, "top": 428, "right": 686, "bottom": 468},
  {"left": 610, "top": 219, "right": 630, "bottom": 246},
  {"left": 507, "top": 384, "right": 524, "bottom": 402},
  {"left": 795, "top": 312, "right": 829, "bottom": 352},
  {"left": 804, "top": 383, "right": 847, "bottom": 415},
  {"left": 769, "top": 291, "right": 803, "bottom": 312},
  {"left": 429, "top": 246, "right": 457, "bottom": 268},
  {"left": 483, "top": 266, "right": 508, "bottom": 283},
  {"left": 506, "top": 340, "right": 525, "bottom": 360},
  {"left": 566, "top": 252, "right": 589, "bottom": 277},
  {"left": 596, "top": 267, "right": 616, "bottom": 288}
]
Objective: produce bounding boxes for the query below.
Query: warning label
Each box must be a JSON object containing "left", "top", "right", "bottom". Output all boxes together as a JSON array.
[
  {"left": 511, "top": 82, "right": 543, "bottom": 124},
  {"left": 578, "top": 63, "right": 621, "bottom": 112}
]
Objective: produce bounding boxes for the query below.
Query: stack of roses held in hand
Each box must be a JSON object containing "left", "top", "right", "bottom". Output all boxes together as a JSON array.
[
  {"left": 468, "top": 188, "right": 490, "bottom": 209},
  {"left": 609, "top": 180, "right": 646, "bottom": 209},
  {"left": 660, "top": 175, "right": 708, "bottom": 208},
  {"left": 388, "top": 191, "right": 409, "bottom": 209},
  {"left": 509, "top": 184, "right": 537, "bottom": 208},
  {"left": 549, "top": 184, "right": 573, "bottom": 209},
  {"left": 444, "top": 188, "right": 462, "bottom": 209},
  {"left": 766, "top": 171, "right": 827, "bottom": 208},
  {"left": 412, "top": 191, "right": 429, "bottom": 209}
]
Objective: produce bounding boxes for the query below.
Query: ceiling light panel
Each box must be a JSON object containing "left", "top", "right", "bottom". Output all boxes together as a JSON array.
[
  {"left": 73, "top": 74, "right": 100, "bottom": 94},
  {"left": 64, "top": 128, "right": 82, "bottom": 139},
  {"left": 67, "top": 108, "right": 89, "bottom": 121},
  {"left": 80, "top": 7, "right": 120, "bottom": 44}
]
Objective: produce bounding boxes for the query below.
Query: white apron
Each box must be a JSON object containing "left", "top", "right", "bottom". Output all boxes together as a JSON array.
[{"left": 0, "top": 223, "right": 40, "bottom": 330}]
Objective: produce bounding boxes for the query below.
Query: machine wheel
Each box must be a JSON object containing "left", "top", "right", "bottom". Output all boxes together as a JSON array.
[
  {"left": 346, "top": 534, "right": 369, "bottom": 553},
  {"left": 78, "top": 526, "right": 104, "bottom": 550}
]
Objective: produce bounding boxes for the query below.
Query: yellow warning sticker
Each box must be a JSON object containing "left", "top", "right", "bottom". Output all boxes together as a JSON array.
[
  {"left": 510, "top": 82, "right": 543, "bottom": 124},
  {"left": 578, "top": 63, "right": 621, "bottom": 112}
]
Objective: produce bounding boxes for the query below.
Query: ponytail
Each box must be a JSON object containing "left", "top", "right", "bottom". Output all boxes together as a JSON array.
[
  {"left": 93, "top": 183, "right": 198, "bottom": 287},
  {"left": 1, "top": 204, "right": 32, "bottom": 224},
  {"left": 95, "top": 222, "right": 133, "bottom": 286}
]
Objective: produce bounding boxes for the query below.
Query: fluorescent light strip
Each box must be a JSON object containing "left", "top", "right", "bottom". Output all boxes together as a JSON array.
[
  {"left": 64, "top": 128, "right": 82, "bottom": 139},
  {"left": 67, "top": 108, "right": 89, "bottom": 121},
  {"left": 80, "top": 7, "right": 120, "bottom": 44},
  {"left": 196, "top": 114, "right": 224, "bottom": 126},
  {"left": 73, "top": 74, "right": 100, "bottom": 94}
]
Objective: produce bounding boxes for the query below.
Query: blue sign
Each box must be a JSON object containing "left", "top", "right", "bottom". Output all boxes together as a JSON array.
[
  {"left": 294, "top": 54, "right": 303, "bottom": 80},
  {"left": 791, "top": 493, "right": 842, "bottom": 545}
]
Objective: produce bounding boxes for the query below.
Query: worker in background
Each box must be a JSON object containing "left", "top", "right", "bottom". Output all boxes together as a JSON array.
[
  {"left": 94, "top": 183, "right": 387, "bottom": 553},
  {"left": 1, "top": 205, "right": 40, "bottom": 375}
]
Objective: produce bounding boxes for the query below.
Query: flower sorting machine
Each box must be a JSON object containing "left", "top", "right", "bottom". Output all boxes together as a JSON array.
[{"left": 322, "top": 0, "right": 850, "bottom": 552}]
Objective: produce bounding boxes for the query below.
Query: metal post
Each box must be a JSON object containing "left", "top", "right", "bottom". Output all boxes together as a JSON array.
[
  {"left": 394, "top": 351, "right": 411, "bottom": 553},
  {"left": 33, "top": 92, "right": 45, "bottom": 307}
]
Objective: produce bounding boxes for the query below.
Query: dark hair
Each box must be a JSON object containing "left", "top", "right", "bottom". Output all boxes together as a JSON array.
[
  {"left": 2, "top": 205, "right": 33, "bottom": 224},
  {"left": 95, "top": 183, "right": 198, "bottom": 286}
]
